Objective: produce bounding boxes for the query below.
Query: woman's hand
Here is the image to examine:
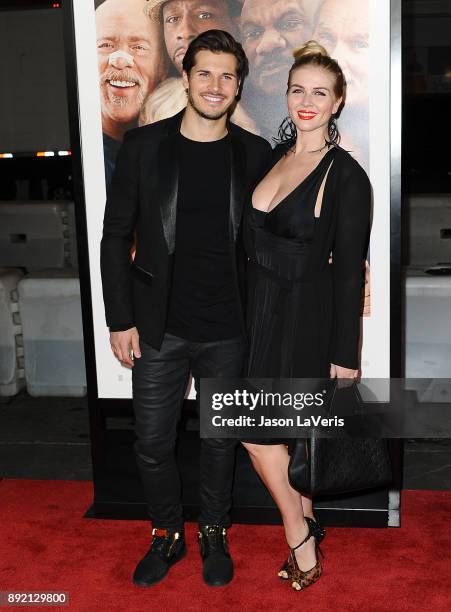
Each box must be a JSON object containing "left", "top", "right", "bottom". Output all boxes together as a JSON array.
[
  {"left": 362, "top": 260, "right": 371, "bottom": 316},
  {"left": 330, "top": 363, "right": 359, "bottom": 385}
]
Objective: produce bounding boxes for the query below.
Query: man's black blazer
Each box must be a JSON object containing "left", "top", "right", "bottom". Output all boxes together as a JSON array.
[{"left": 100, "top": 109, "right": 272, "bottom": 350}]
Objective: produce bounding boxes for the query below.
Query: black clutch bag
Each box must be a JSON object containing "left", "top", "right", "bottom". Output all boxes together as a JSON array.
[{"left": 288, "top": 383, "right": 392, "bottom": 497}]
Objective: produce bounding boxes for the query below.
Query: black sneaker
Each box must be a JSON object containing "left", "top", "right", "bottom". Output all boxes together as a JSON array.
[
  {"left": 198, "top": 525, "right": 233, "bottom": 586},
  {"left": 133, "top": 528, "right": 186, "bottom": 587}
]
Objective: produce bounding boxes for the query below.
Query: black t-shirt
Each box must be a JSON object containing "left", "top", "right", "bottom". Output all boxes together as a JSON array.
[{"left": 166, "top": 133, "right": 242, "bottom": 342}]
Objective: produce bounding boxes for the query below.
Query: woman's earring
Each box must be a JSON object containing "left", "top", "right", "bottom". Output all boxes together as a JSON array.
[
  {"left": 276, "top": 115, "right": 297, "bottom": 143},
  {"left": 328, "top": 115, "right": 338, "bottom": 145}
]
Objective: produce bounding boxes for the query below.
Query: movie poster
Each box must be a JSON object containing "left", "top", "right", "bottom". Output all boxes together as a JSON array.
[{"left": 72, "top": 0, "right": 391, "bottom": 398}]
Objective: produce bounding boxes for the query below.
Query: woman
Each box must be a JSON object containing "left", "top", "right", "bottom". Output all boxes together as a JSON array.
[{"left": 242, "top": 41, "right": 371, "bottom": 591}]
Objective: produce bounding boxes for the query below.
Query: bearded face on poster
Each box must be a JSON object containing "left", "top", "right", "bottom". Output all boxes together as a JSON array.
[
  {"left": 239, "top": 0, "right": 317, "bottom": 139},
  {"left": 95, "top": 0, "right": 167, "bottom": 186}
]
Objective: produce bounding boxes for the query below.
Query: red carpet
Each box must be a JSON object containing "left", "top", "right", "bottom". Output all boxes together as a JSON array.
[{"left": 0, "top": 480, "right": 450, "bottom": 611}]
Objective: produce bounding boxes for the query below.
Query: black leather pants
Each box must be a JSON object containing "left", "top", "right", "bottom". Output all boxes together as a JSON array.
[{"left": 132, "top": 333, "right": 246, "bottom": 530}]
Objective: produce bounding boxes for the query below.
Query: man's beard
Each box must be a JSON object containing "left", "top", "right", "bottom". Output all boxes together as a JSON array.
[
  {"left": 252, "top": 53, "right": 292, "bottom": 95},
  {"left": 100, "top": 68, "right": 146, "bottom": 117},
  {"left": 187, "top": 90, "right": 232, "bottom": 121}
]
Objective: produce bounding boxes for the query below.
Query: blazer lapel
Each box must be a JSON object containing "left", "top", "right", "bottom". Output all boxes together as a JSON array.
[
  {"left": 157, "top": 117, "right": 182, "bottom": 255},
  {"left": 156, "top": 112, "right": 245, "bottom": 251},
  {"left": 229, "top": 132, "right": 246, "bottom": 242}
]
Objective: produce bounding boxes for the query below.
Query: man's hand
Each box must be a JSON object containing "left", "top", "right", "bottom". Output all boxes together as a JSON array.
[{"left": 110, "top": 327, "right": 141, "bottom": 368}]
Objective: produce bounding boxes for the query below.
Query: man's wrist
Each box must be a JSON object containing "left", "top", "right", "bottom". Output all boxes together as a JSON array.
[{"left": 109, "top": 324, "right": 134, "bottom": 333}]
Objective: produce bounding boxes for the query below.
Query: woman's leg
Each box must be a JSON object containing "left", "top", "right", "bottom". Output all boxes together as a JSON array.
[{"left": 242, "top": 442, "right": 317, "bottom": 571}]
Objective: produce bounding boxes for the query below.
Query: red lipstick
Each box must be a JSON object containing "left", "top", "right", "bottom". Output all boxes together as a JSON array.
[{"left": 297, "top": 110, "right": 317, "bottom": 120}]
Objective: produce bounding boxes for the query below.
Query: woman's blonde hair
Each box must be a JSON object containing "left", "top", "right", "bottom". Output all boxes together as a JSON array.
[
  {"left": 275, "top": 40, "right": 346, "bottom": 146},
  {"left": 288, "top": 40, "right": 346, "bottom": 101},
  {"left": 292, "top": 40, "right": 330, "bottom": 62}
]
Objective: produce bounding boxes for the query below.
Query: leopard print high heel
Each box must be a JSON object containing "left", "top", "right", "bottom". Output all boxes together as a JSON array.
[
  {"left": 278, "top": 517, "right": 325, "bottom": 580},
  {"left": 287, "top": 517, "right": 324, "bottom": 591}
]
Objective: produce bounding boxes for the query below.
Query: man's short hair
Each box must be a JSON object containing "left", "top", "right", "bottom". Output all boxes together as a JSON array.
[{"left": 182, "top": 30, "right": 249, "bottom": 100}]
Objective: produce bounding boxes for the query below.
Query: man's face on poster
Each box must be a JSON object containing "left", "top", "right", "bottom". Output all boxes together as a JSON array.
[
  {"left": 240, "top": 0, "right": 311, "bottom": 95},
  {"left": 96, "top": 0, "right": 165, "bottom": 137},
  {"left": 162, "top": 0, "right": 233, "bottom": 74},
  {"left": 313, "top": 0, "right": 368, "bottom": 108}
]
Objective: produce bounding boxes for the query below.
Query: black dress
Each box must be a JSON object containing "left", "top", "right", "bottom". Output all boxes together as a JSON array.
[{"left": 243, "top": 144, "right": 371, "bottom": 443}]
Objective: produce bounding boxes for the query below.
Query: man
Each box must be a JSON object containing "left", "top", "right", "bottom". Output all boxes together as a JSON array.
[
  {"left": 95, "top": 0, "right": 166, "bottom": 186},
  {"left": 101, "top": 30, "right": 271, "bottom": 587},
  {"left": 313, "top": 0, "right": 369, "bottom": 169},
  {"left": 239, "top": 0, "right": 315, "bottom": 139},
  {"left": 140, "top": 0, "right": 256, "bottom": 131}
]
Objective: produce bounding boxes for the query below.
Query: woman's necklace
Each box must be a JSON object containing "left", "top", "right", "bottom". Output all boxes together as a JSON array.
[
  {"left": 289, "top": 139, "right": 332, "bottom": 155},
  {"left": 308, "top": 139, "right": 333, "bottom": 154}
]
